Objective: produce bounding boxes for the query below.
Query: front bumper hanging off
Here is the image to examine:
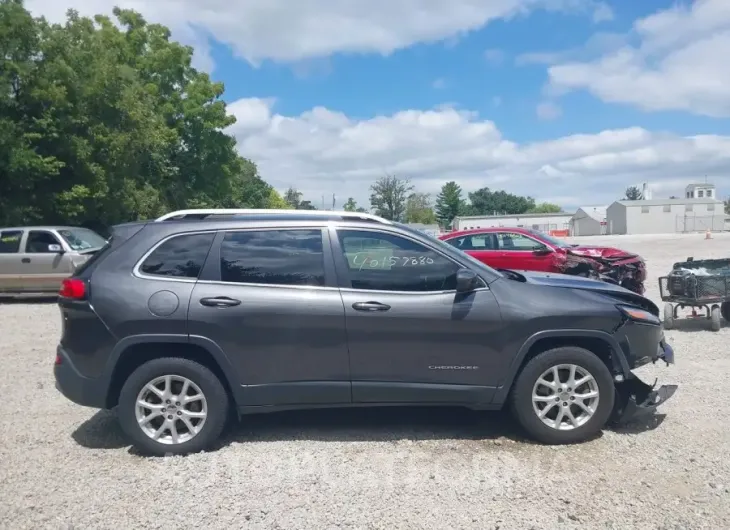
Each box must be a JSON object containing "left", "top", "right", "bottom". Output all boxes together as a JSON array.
[{"left": 612, "top": 340, "right": 678, "bottom": 424}]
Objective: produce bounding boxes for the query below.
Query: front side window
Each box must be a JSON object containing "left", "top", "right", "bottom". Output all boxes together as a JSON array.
[
  {"left": 337, "top": 230, "right": 460, "bottom": 292},
  {"left": 0, "top": 230, "right": 23, "bottom": 253},
  {"left": 25, "top": 231, "right": 62, "bottom": 253},
  {"left": 220, "top": 229, "right": 325, "bottom": 287},
  {"left": 140, "top": 232, "right": 216, "bottom": 279},
  {"left": 496, "top": 232, "right": 544, "bottom": 251}
]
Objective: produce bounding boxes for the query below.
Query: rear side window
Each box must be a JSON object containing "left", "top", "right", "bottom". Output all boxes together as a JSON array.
[
  {"left": 139, "top": 233, "right": 215, "bottom": 279},
  {"left": 0, "top": 230, "right": 23, "bottom": 253},
  {"left": 220, "top": 229, "right": 325, "bottom": 287}
]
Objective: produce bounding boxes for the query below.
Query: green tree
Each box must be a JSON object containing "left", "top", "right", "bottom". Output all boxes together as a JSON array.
[
  {"left": 265, "top": 189, "right": 291, "bottom": 209},
  {"left": 467, "top": 187, "right": 535, "bottom": 216},
  {"left": 369, "top": 174, "right": 413, "bottom": 221},
  {"left": 528, "top": 202, "right": 562, "bottom": 214},
  {"left": 0, "top": 2, "right": 275, "bottom": 231},
  {"left": 404, "top": 192, "right": 436, "bottom": 224},
  {"left": 624, "top": 186, "right": 643, "bottom": 200},
  {"left": 343, "top": 197, "right": 367, "bottom": 213},
  {"left": 435, "top": 181, "right": 463, "bottom": 228},
  {"left": 284, "top": 187, "right": 303, "bottom": 209}
]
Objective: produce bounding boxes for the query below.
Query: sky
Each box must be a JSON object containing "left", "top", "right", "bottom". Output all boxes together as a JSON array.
[{"left": 26, "top": 0, "right": 730, "bottom": 212}]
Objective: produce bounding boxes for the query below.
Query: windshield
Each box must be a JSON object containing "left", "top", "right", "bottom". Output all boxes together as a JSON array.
[
  {"left": 525, "top": 228, "right": 571, "bottom": 248},
  {"left": 57, "top": 228, "right": 107, "bottom": 251}
]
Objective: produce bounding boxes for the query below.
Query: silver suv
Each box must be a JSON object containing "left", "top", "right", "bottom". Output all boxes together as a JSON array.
[{"left": 0, "top": 226, "right": 107, "bottom": 295}]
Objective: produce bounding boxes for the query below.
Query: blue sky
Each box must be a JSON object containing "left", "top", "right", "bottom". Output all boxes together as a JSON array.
[{"left": 28, "top": 0, "right": 730, "bottom": 210}]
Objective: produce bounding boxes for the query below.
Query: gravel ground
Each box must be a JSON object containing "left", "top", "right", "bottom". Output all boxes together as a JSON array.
[{"left": 2, "top": 232, "right": 730, "bottom": 529}]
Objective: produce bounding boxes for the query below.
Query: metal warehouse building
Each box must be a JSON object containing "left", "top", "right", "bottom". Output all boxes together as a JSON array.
[
  {"left": 605, "top": 198, "right": 725, "bottom": 235},
  {"left": 570, "top": 206, "right": 607, "bottom": 237},
  {"left": 453, "top": 212, "right": 574, "bottom": 235}
]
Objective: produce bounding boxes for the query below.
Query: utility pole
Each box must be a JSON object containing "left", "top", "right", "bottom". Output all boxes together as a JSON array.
[{"left": 332, "top": 194, "right": 336, "bottom": 210}]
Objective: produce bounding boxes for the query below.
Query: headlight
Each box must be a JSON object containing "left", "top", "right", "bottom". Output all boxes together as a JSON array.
[{"left": 617, "top": 304, "right": 661, "bottom": 325}]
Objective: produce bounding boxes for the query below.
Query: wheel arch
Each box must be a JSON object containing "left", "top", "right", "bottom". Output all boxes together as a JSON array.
[
  {"left": 105, "top": 335, "right": 241, "bottom": 409},
  {"left": 491, "top": 330, "right": 628, "bottom": 406}
]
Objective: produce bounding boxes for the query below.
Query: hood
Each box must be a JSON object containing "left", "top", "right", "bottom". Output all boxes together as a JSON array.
[
  {"left": 566, "top": 245, "right": 642, "bottom": 262},
  {"left": 499, "top": 269, "right": 658, "bottom": 314}
]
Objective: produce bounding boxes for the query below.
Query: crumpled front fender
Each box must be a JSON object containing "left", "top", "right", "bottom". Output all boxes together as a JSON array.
[{"left": 610, "top": 372, "right": 678, "bottom": 425}]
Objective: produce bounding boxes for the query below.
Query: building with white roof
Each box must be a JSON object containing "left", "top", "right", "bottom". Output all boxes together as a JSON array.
[{"left": 570, "top": 206, "right": 607, "bottom": 236}]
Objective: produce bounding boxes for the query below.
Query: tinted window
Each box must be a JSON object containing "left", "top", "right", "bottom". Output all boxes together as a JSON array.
[
  {"left": 140, "top": 233, "right": 215, "bottom": 278},
  {"left": 0, "top": 230, "right": 23, "bottom": 253},
  {"left": 337, "top": 230, "right": 460, "bottom": 292},
  {"left": 445, "top": 234, "right": 498, "bottom": 251},
  {"left": 220, "top": 230, "right": 325, "bottom": 286},
  {"left": 26, "top": 231, "right": 62, "bottom": 253}
]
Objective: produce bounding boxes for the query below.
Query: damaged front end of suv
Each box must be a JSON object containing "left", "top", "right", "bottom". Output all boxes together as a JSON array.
[{"left": 561, "top": 248, "right": 647, "bottom": 294}]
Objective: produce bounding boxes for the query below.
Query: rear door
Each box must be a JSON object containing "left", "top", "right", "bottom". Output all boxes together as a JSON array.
[
  {"left": 444, "top": 233, "right": 502, "bottom": 268},
  {"left": 188, "top": 227, "right": 350, "bottom": 407},
  {"left": 21, "top": 230, "right": 76, "bottom": 292},
  {"left": 0, "top": 229, "right": 25, "bottom": 292}
]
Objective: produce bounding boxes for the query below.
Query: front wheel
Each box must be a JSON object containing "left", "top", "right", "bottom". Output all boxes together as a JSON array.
[
  {"left": 117, "top": 357, "right": 229, "bottom": 456},
  {"left": 663, "top": 303, "right": 674, "bottom": 330},
  {"left": 510, "top": 347, "right": 615, "bottom": 444}
]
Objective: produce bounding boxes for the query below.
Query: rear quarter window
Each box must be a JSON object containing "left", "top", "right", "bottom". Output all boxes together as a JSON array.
[{"left": 139, "top": 232, "right": 216, "bottom": 279}]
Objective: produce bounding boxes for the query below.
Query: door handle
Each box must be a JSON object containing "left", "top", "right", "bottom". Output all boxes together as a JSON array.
[
  {"left": 200, "top": 296, "right": 241, "bottom": 308},
  {"left": 352, "top": 301, "right": 391, "bottom": 312},
  {"left": 22, "top": 258, "right": 31, "bottom": 263}
]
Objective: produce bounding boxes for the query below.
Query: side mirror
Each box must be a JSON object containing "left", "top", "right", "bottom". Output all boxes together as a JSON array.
[
  {"left": 48, "top": 244, "right": 63, "bottom": 253},
  {"left": 532, "top": 245, "right": 552, "bottom": 256},
  {"left": 456, "top": 268, "right": 479, "bottom": 293}
]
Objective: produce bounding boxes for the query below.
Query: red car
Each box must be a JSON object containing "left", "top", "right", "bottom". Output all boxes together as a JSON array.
[{"left": 439, "top": 227, "right": 646, "bottom": 294}]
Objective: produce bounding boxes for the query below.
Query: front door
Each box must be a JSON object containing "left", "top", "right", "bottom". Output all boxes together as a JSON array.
[
  {"left": 495, "top": 231, "right": 554, "bottom": 272},
  {"left": 188, "top": 228, "right": 351, "bottom": 407},
  {"left": 331, "top": 228, "right": 504, "bottom": 405},
  {"left": 22, "top": 230, "right": 75, "bottom": 292}
]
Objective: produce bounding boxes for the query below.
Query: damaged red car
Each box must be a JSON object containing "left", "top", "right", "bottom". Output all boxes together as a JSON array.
[{"left": 439, "top": 227, "right": 646, "bottom": 294}]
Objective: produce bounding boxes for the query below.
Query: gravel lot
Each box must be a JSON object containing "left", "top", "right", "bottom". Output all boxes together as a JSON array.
[{"left": 2, "top": 232, "right": 730, "bottom": 529}]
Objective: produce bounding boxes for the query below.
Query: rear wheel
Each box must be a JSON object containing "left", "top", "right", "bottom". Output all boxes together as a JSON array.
[
  {"left": 117, "top": 357, "right": 229, "bottom": 456},
  {"left": 710, "top": 305, "right": 721, "bottom": 332},
  {"left": 663, "top": 303, "right": 674, "bottom": 330},
  {"left": 510, "top": 347, "right": 615, "bottom": 444}
]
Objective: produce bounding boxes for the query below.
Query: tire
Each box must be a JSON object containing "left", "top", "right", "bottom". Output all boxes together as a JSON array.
[
  {"left": 663, "top": 303, "right": 674, "bottom": 330},
  {"left": 721, "top": 302, "right": 730, "bottom": 322},
  {"left": 710, "top": 305, "right": 721, "bottom": 332},
  {"left": 509, "top": 346, "right": 615, "bottom": 445},
  {"left": 117, "top": 357, "right": 229, "bottom": 456}
]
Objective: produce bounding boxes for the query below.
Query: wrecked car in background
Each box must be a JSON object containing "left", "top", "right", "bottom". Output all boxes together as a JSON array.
[{"left": 440, "top": 227, "right": 646, "bottom": 293}]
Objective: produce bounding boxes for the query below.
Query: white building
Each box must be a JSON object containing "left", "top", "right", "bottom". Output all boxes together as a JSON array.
[
  {"left": 452, "top": 212, "right": 574, "bottom": 234},
  {"left": 685, "top": 183, "right": 716, "bottom": 200},
  {"left": 606, "top": 198, "right": 725, "bottom": 235},
  {"left": 570, "top": 206, "right": 607, "bottom": 236}
]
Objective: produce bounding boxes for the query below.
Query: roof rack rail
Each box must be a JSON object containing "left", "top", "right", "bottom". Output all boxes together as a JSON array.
[{"left": 155, "top": 208, "right": 392, "bottom": 224}]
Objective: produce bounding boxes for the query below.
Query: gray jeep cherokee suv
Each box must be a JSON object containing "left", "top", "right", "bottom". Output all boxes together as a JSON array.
[{"left": 54, "top": 209, "right": 676, "bottom": 455}]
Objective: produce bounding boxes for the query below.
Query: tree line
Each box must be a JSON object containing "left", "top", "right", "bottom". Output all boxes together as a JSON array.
[
  {"left": 331, "top": 175, "right": 561, "bottom": 228},
  {"left": 0, "top": 1, "right": 287, "bottom": 234},
  {"left": 1, "top": 1, "right": 561, "bottom": 234}
]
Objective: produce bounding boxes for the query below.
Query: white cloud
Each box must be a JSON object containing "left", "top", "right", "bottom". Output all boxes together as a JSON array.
[
  {"left": 484, "top": 48, "right": 505, "bottom": 65},
  {"left": 536, "top": 101, "right": 562, "bottom": 120},
  {"left": 26, "top": 0, "right": 615, "bottom": 67},
  {"left": 546, "top": 0, "right": 730, "bottom": 117},
  {"left": 228, "top": 99, "right": 730, "bottom": 209}
]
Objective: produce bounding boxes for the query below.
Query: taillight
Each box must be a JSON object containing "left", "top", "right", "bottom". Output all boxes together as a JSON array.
[{"left": 59, "top": 278, "right": 86, "bottom": 300}]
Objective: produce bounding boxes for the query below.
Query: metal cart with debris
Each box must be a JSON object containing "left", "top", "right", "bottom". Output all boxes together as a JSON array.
[{"left": 659, "top": 257, "right": 730, "bottom": 331}]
